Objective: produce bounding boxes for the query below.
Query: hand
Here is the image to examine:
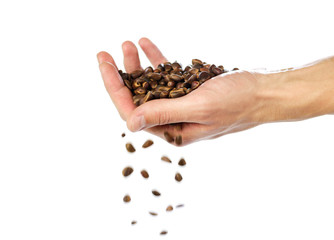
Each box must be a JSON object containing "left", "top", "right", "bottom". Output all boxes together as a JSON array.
[
  {"left": 97, "top": 38, "right": 267, "bottom": 146},
  {"left": 97, "top": 39, "right": 334, "bottom": 146}
]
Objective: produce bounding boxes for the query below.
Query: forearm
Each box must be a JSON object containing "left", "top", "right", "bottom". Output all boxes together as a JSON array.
[{"left": 257, "top": 56, "right": 334, "bottom": 123}]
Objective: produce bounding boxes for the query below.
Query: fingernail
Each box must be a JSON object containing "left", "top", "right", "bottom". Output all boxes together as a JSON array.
[{"left": 132, "top": 115, "right": 146, "bottom": 131}]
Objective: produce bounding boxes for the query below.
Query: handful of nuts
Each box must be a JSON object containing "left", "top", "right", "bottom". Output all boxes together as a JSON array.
[{"left": 118, "top": 59, "right": 238, "bottom": 106}]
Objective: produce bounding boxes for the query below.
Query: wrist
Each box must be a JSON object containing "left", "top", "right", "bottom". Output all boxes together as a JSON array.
[{"left": 255, "top": 57, "right": 334, "bottom": 123}]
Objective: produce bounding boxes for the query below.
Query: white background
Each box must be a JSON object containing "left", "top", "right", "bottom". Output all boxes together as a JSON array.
[{"left": 0, "top": 0, "right": 334, "bottom": 239}]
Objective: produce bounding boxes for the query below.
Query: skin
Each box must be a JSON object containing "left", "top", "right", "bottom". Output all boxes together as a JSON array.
[{"left": 97, "top": 38, "right": 334, "bottom": 146}]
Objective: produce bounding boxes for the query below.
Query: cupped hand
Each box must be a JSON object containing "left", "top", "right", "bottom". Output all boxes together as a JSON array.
[{"left": 97, "top": 38, "right": 265, "bottom": 146}]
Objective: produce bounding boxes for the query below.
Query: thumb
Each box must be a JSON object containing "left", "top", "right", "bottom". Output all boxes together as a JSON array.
[{"left": 127, "top": 96, "right": 198, "bottom": 132}]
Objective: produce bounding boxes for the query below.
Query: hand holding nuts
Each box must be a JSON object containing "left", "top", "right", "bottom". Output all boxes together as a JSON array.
[{"left": 118, "top": 59, "right": 236, "bottom": 106}]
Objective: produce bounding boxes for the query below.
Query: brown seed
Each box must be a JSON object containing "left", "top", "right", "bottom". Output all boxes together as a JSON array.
[
  {"left": 122, "top": 167, "right": 134, "bottom": 177},
  {"left": 122, "top": 72, "right": 130, "bottom": 80},
  {"left": 183, "top": 73, "right": 191, "bottom": 82},
  {"left": 161, "top": 71, "right": 169, "bottom": 77},
  {"left": 163, "top": 74, "right": 171, "bottom": 81},
  {"left": 140, "top": 170, "right": 149, "bottom": 179},
  {"left": 175, "top": 82, "right": 183, "bottom": 89},
  {"left": 198, "top": 71, "right": 211, "bottom": 82},
  {"left": 160, "top": 231, "right": 168, "bottom": 235},
  {"left": 218, "top": 65, "right": 224, "bottom": 71},
  {"left": 125, "top": 143, "right": 136, "bottom": 153},
  {"left": 170, "top": 74, "right": 183, "bottom": 81},
  {"left": 156, "top": 85, "right": 172, "bottom": 92},
  {"left": 158, "top": 80, "right": 166, "bottom": 86},
  {"left": 184, "top": 65, "right": 191, "bottom": 72},
  {"left": 150, "top": 81, "right": 158, "bottom": 89},
  {"left": 187, "top": 73, "right": 197, "bottom": 83},
  {"left": 139, "top": 91, "right": 154, "bottom": 105},
  {"left": 212, "top": 67, "right": 224, "bottom": 75},
  {"left": 123, "top": 195, "right": 131, "bottom": 203},
  {"left": 191, "top": 80, "right": 200, "bottom": 90},
  {"left": 171, "top": 62, "right": 182, "bottom": 69},
  {"left": 175, "top": 173, "right": 183, "bottom": 182},
  {"left": 159, "top": 87, "right": 173, "bottom": 93},
  {"left": 166, "top": 205, "right": 173, "bottom": 212},
  {"left": 132, "top": 79, "right": 142, "bottom": 89},
  {"left": 131, "top": 220, "right": 137, "bottom": 225},
  {"left": 199, "top": 79, "right": 206, "bottom": 84},
  {"left": 153, "top": 68, "right": 161, "bottom": 73},
  {"left": 176, "top": 204, "right": 184, "bottom": 208},
  {"left": 152, "top": 190, "right": 161, "bottom": 196},
  {"left": 150, "top": 72, "right": 162, "bottom": 81},
  {"left": 142, "top": 81, "right": 150, "bottom": 89},
  {"left": 167, "top": 80, "right": 175, "bottom": 88},
  {"left": 157, "top": 64, "right": 164, "bottom": 71},
  {"left": 152, "top": 90, "right": 161, "bottom": 99},
  {"left": 134, "top": 87, "right": 147, "bottom": 95},
  {"left": 131, "top": 69, "right": 143, "bottom": 79},
  {"left": 192, "top": 59, "right": 203, "bottom": 65},
  {"left": 159, "top": 91, "right": 169, "bottom": 98},
  {"left": 209, "top": 64, "right": 216, "bottom": 73},
  {"left": 178, "top": 158, "right": 186, "bottom": 166},
  {"left": 149, "top": 212, "right": 158, "bottom": 216},
  {"left": 121, "top": 133, "right": 126, "bottom": 137},
  {"left": 192, "top": 63, "right": 202, "bottom": 69},
  {"left": 232, "top": 67, "right": 239, "bottom": 71},
  {"left": 164, "top": 131, "right": 174, "bottom": 143},
  {"left": 164, "top": 63, "right": 172, "bottom": 72},
  {"left": 200, "top": 67, "right": 210, "bottom": 72},
  {"left": 175, "top": 135, "right": 182, "bottom": 145},
  {"left": 189, "top": 68, "right": 199, "bottom": 75},
  {"left": 161, "top": 156, "right": 172, "bottom": 163},
  {"left": 171, "top": 70, "right": 183, "bottom": 76},
  {"left": 133, "top": 94, "right": 145, "bottom": 106},
  {"left": 144, "top": 66, "right": 153, "bottom": 74},
  {"left": 124, "top": 79, "right": 132, "bottom": 90},
  {"left": 142, "top": 140, "right": 154, "bottom": 148},
  {"left": 182, "top": 80, "right": 190, "bottom": 88},
  {"left": 169, "top": 88, "right": 185, "bottom": 98}
]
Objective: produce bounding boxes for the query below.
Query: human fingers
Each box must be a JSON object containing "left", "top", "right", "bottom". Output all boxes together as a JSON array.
[
  {"left": 138, "top": 37, "right": 168, "bottom": 68},
  {"left": 122, "top": 41, "right": 142, "bottom": 73},
  {"left": 98, "top": 61, "right": 136, "bottom": 120},
  {"left": 97, "top": 51, "right": 118, "bottom": 69}
]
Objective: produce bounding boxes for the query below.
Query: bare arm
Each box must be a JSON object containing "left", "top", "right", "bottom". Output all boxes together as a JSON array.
[
  {"left": 257, "top": 56, "right": 334, "bottom": 123},
  {"left": 97, "top": 39, "right": 334, "bottom": 146}
]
